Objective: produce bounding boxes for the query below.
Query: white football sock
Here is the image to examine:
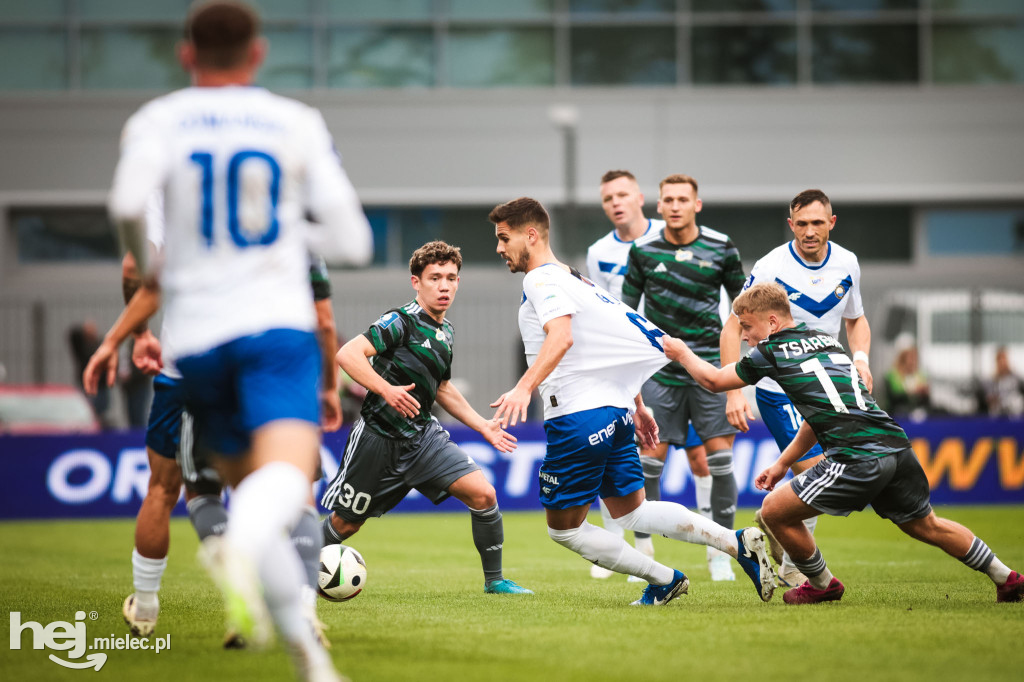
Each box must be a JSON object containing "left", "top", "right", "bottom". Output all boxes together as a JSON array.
[
  {"left": 615, "top": 500, "right": 739, "bottom": 557},
  {"left": 694, "top": 474, "right": 712, "bottom": 520},
  {"left": 597, "top": 498, "right": 625, "bottom": 540},
  {"left": 226, "top": 462, "right": 315, "bottom": 648},
  {"left": 132, "top": 548, "right": 166, "bottom": 613},
  {"left": 548, "top": 522, "right": 674, "bottom": 585}
]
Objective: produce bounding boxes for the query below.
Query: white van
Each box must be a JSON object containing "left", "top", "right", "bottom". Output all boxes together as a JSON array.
[{"left": 876, "top": 289, "right": 1024, "bottom": 414}]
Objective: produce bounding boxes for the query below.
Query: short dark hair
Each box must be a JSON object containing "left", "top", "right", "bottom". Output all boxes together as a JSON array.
[
  {"left": 488, "top": 197, "right": 550, "bottom": 235},
  {"left": 409, "top": 240, "right": 462, "bottom": 277},
  {"left": 790, "top": 189, "right": 831, "bottom": 216},
  {"left": 600, "top": 170, "right": 636, "bottom": 184},
  {"left": 659, "top": 173, "right": 698, "bottom": 194},
  {"left": 185, "top": 1, "right": 260, "bottom": 70}
]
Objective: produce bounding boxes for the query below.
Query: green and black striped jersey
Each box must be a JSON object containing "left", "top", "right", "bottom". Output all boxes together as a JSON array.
[
  {"left": 622, "top": 226, "right": 745, "bottom": 386},
  {"left": 359, "top": 300, "right": 454, "bottom": 439},
  {"left": 735, "top": 323, "right": 911, "bottom": 459}
]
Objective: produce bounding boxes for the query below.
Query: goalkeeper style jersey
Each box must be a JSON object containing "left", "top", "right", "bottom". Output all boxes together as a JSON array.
[
  {"left": 735, "top": 323, "right": 910, "bottom": 459},
  {"left": 622, "top": 225, "right": 745, "bottom": 386},
  {"left": 359, "top": 301, "right": 454, "bottom": 439}
]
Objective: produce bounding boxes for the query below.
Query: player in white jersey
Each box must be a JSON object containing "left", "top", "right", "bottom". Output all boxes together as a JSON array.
[
  {"left": 721, "top": 189, "right": 873, "bottom": 588},
  {"left": 489, "top": 197, "right": 776, "bottom": 606},
  {"left": 106, "top": 4, "right": 371, "bottom": 680},
  {"left": 585, "top": 169, "right": 719, "bottom": 580}
]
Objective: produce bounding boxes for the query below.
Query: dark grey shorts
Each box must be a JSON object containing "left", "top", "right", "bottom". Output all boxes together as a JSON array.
[
  {"left": 640, "top": 379, "right": 736, "bottom": 446},
  {"left": 176, "top": 410, "right": 223, "bottom": 496},
  {"left": 789, "top": 448, "right": 933, "bottom": 525},
  {"left": 319, "top": 418, "right": 480, "bottom": 522}
]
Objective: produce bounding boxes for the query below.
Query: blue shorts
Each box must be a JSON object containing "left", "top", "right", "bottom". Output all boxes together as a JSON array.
[
  {"left": 176, "top": 329, "right": 321, "bottom": 458},
  {"left": 756, "top": 388, "right": 823, "bottom": 463},
  {"left": 540, "top": 406, "right": 645, "bottom": 510},
  {"left": 683, "top": 423, "right": 701, "bottom": 449},
  {"left": 145, "top": 373, "right": 186, "bottom": 459}
]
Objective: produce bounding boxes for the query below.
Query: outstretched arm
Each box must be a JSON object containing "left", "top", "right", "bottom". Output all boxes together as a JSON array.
[
  {"left": 491, "top": 314, "right": 573, "bottom": 428},
  {"left": 755, "top": 420, "right": 819, "bottom": 491},
  {"left": 663, "top": 335, "right": 747, "bottom": 393},
  {"left": 437, "top": 380, "right": 517, "bottom": 453},
  {"left": 336, "top": 335, "right": 420, "bottom": 419},
  {"left": 83, "top": 284, "right": 161, "bottom": 395},
  {"left": 720, "top": 314, "right": 755, "bottom": 431},
  {"left": 845, "top": 315, "right": 873, "bottom": 393}
]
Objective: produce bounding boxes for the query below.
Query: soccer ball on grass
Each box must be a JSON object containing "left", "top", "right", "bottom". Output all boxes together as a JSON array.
[{"left": 317, "top": 544, "right": 367, "bottom": 602}]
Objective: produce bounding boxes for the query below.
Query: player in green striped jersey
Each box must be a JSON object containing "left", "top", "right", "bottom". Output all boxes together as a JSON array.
[
  {"left": 662, "top": 282, "right": 1024, "bottom": 604},
  {"left": 621, "top": 174, "right": 748, "bottom": 581},
  {"left": 320, "top": 241, "right": 532, "bottom": 595}
]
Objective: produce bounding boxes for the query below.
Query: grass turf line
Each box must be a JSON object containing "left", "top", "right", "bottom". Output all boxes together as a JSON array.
[{"left": 1, "top": 506, "right": 1022, "bottom": 682}]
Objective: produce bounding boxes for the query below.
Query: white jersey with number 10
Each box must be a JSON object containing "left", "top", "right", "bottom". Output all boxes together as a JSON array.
[
  {"left": 519, "top": 264, "right": 670, "bottom": 420},
  {"left": 109, "top": 85, "right": 371, "bottom": 362}
]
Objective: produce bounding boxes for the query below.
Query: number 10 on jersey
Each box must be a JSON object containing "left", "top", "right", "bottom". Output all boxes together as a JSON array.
[{"left": 190, "top": 149, "right": 281, "bottom": 248}]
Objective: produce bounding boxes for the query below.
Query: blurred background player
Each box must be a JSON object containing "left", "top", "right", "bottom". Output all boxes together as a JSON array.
[
  {"left": 621, "top": 174, "right": 747, "bottom": 582},
  {"left": 490, "top": 197, "right": 775, "bottom": 605},
  {"left": 665, "top": 282, "right": 1024, "bottom": 606},
  {"left": 721, "top": 189, "right": 872, "bottom": 588},
  {"left": 105, "top": 2, "right": 372, "bottom": 680},
  {"left": 320, "top": 241, "right": 532, "bottom": 595},
  {"left": 584, "top": 169, "right": 715, "bottom": 581}
]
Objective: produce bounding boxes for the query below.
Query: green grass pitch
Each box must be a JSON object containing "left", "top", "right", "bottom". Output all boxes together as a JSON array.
[{"left": 2, "top": 506, "right": 1023, "bottom": 681}]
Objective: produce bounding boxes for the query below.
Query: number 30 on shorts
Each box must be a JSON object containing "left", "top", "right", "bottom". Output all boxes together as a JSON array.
[{"left": 336, "top": 483, "right": 372, "bottom": 515}]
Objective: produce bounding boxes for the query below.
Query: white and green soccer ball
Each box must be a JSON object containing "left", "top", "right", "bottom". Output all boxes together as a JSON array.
[{"left": 317, "top": 544, "right": 367, "bottom": 602}]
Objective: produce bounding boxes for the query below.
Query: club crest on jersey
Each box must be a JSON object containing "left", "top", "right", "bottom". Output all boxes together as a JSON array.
[
  {"left": 675, "top": 249, "right": 694, "bottom": 262},
  {"left": 435, "top": 329, "right": 446, "bottom": 341},
  {"left": 834, "top": 284, "right": 846, "bottom": 300},
  {"left": 375, "top": 311, "right": 399, "bottom": 329}
]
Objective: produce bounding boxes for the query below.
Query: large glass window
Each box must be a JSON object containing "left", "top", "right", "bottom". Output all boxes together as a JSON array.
[
  {"left": 570, "top": 0, "right": 675, "bottom": 15},
  {"left": 9, "top": 208, "right": 119, "bottom": 264},
  {"left": 447, "top": 28, "right": 554, "bottom": 87},
  {"left": 327, "top": 0, "right": 433, "bottom": 21},
  {"left": 932, "top": 22, "right": 1024, "bottom": 84},
  {"left": 78, "top": 0, "right": 191, "bottom": 22},
  {"left": 0, "top": 0, "right": 66, "bottom": 20},
  {"left": 260, "top": 27, "right": 314, "bottom": 89},
  {"left": 571, "top": 27, "right": 675, "bottom": 85},
  {"left": 925, "top": 209, "right": 1024, "bottom": 256},
  {"left": 932, "top": 0, "right": 1024, "bottom": 16},
  {"left": 692, "top": 25, "right": 797, "bottom": 84},
  {"left": 812, "top": 23, "right": 918, "bottom": 83},
  {"left": 80, "top": 28, "right": 187, "bottom": 90},
  {"left": 811, "top": 0, "right": 919, "bottom": 10},
  {"left": 328, "top": 28, "right": 434, "bottom": 88},
  {"left": 448, "top": 0, "right": 554, "bottom": 20},
  {"left": 0, "top": 29, "right": 66, "bottom": 90},
  {"left": 693, "top": 0, "right": 796, "bottom": 11}
]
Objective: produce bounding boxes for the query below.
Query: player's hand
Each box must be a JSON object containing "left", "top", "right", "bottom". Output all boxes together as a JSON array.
[
  {"left": 82, "top": 339, "right": 120, "bottom": 395},
  {"left": 634, "top": 406, "right": 660, "bottom": 449},
  {"left": 381, "top": 383, "right": 420, "bottom": 419},
  {"left": 754, "top": 462, "right": 788, "bottom": 492},
  {"left": 481, "top": 419, "right": 518, "bottom": 453},
  {"left": 726, "top": 390, "right": 755, "bottom": 432},
  {"left": 320, "top": 389, "right": 342, "bottom": 432},
  {"left": 490, "top": 386, "right": 530, "bottom": 428},
  {"left": 856, "top": 359, "right": 874, "bottom": 394},
  {"left": 131, "top": 330, "right": 163, "bottom": 375},
  {"left": 660, "top": 336, "right": 684, "bottom": 362}
]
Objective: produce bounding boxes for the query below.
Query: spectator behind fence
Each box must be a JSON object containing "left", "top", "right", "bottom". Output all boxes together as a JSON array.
[
  {"left": 985, "top": 346, "right": 1024, "bottom": 417},
  {"left": 884, "top": 334, "right": 930, "bottom": 422},
  {"left": 68, "top": 319, "right": 113, "bottom": 429}
]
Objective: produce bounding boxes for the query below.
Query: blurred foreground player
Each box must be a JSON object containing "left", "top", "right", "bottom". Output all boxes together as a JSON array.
[{"left": 106, "top": 2, "right": 372, "bottom": 679}]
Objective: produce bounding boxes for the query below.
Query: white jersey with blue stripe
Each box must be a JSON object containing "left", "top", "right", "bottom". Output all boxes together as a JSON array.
[
  {"left": 743, "top": 240, "right": 864, "bottom": 394},
  {"left": 585, "top": 219, "right": 663, "bottom": 301},
  {"left": 518, "top": 264, "right": 670, "bottom": 420}
]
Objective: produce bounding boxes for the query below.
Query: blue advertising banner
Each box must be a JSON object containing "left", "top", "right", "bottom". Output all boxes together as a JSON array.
[{"left": 0, "top": 418, "right": 1022, "bottom": 520}]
